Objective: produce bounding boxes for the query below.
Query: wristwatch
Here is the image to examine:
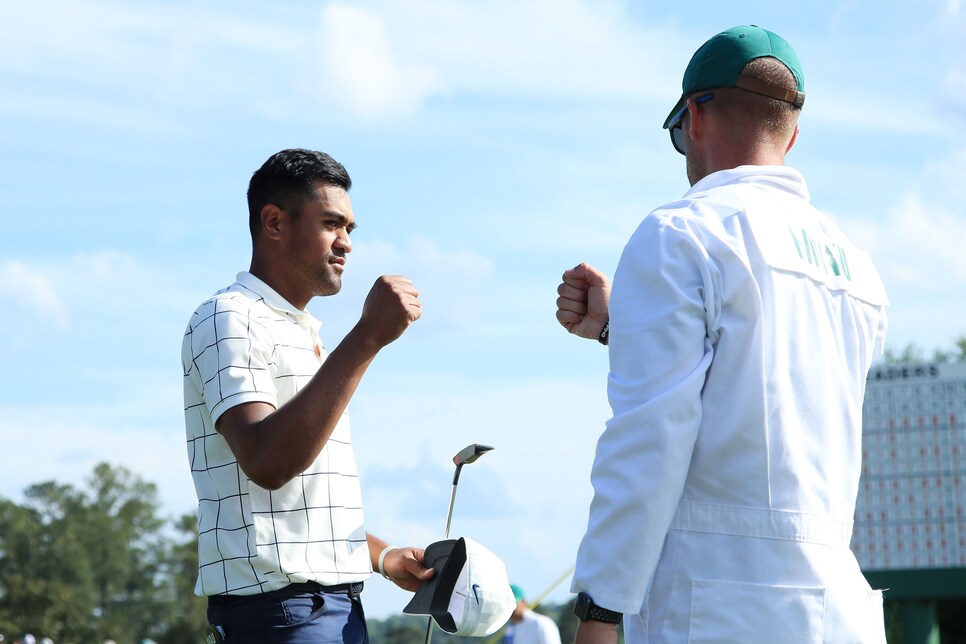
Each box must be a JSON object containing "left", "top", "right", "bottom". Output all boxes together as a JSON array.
[{"left": 574, "top": 592, "right": 623, "bottom": 624}]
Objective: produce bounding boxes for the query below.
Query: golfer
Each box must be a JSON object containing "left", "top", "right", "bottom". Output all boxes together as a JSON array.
[
  {"left": 556, "top": 26, "right": 889, "bottom": 642},
  {"left": 181, "top": 149, "right": 433, "bottom": 643}
]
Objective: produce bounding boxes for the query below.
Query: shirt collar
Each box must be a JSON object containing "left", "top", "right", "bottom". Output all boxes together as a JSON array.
[
  {"left": 235, "top": 271, "right": 322, "bottom": 336},
  {"left": 686, "top": 165, "right": 810, "bottom": 201}
]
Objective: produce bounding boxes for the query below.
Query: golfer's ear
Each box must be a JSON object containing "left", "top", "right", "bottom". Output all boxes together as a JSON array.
[{"left": 260, "top": 204, "right": 285, "bottom": 241}]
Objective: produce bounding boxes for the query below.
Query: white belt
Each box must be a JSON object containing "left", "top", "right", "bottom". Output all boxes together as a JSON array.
[{"left": 669, "top": 499, "right": 853, "bottom": 548}]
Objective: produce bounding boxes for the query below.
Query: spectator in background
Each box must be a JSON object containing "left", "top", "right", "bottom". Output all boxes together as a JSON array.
[{"left": 501, "top": 584, "right": 562, "bottom": 644}]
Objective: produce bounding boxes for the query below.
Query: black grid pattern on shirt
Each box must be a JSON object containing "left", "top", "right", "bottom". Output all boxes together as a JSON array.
[{"left": 182, "top": 284, "right": 369, "bottom": 596}]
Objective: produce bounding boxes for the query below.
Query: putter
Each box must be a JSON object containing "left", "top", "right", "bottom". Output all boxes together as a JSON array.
[{"left": 425, "top": 443, "right": 494, "bottom": 644}]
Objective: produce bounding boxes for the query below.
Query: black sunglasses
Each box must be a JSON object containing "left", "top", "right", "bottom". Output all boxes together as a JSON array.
[{"left": 668, "top": 93, "right": 714, "bottom": 155}]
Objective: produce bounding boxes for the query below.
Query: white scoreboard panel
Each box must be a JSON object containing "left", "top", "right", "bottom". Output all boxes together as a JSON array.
[{"left": 852, "top": 362, "right": 966, "bottom": 571}]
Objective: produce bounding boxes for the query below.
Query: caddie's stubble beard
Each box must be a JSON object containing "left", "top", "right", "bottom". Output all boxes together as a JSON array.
[{"left": 686, "top": 151, "right": 704, "bottom": 187}]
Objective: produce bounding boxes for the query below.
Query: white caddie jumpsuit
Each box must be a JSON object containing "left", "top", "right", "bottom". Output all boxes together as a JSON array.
[{"left": 572, "top": 166, "right": 890, "bottom": 643}]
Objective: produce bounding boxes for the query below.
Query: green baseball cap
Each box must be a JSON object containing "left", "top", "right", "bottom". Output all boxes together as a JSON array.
[{"left": 662, "top": 25, "right": 805, "bottom": 129}]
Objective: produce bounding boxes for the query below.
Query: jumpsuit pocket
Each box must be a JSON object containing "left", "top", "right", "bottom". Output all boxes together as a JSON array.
[
  {"left": 860, "top": 589, "right": 885, "bottom": 644},
  {"left": 688, "top": 579, "right": 825, "bottom": 643},
  {"left": 823, "top": 587, "right": 886, "bottom": 644}
]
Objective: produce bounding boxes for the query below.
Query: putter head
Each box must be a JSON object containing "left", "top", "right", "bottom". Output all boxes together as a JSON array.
[{"left": 453, "top": 444, "right": 493, "bottom": 466}]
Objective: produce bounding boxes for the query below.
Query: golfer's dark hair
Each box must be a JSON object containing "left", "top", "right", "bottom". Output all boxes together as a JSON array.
[{"left": 247, "top": 149, "right": 352, "bottom": 240}]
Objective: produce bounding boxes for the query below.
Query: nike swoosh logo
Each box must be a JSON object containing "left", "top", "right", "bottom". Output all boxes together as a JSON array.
[{"left": 472, "top": 584, "right": 481, "bottom": 603}]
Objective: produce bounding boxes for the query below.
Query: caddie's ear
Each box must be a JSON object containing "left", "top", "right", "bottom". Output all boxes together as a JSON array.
[
  {"left": 785, "top": 124, "right": 800, "bottom": 155},
  {"left": 685, "top": 97, "right": 704, "bottom": 145},
  {"left": 260, "top": 204, "right": 285, "bottom": 241}
]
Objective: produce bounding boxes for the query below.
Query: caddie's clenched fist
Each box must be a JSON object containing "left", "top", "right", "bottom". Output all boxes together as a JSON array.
[{"left": 556, "top": 263, "right": 611, "bottom": 341}]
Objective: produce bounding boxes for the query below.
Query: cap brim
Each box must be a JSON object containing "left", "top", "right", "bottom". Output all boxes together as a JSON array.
[
  {"left": 402, "top": 538, "right": 466, "bottom": 633},
  {"left": 662, "top": 95, "right": 686, "bottom": 129},
  {"left": 403, "top": 537, "right": 516, "bottom": 637}
]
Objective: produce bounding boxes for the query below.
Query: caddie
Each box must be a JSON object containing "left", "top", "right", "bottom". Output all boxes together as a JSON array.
[{"left": 556, "top": 25, "right": 889, "bottom": 643}]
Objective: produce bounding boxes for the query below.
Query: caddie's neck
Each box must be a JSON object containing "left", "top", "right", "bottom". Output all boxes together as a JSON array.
[{"left": 684, "top": 100, "right": 800, "bottom": 185}]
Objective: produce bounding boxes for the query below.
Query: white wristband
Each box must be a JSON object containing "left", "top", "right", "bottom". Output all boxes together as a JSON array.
[{"left": 377, "top": 545, "right": 399, "bottom": 580}]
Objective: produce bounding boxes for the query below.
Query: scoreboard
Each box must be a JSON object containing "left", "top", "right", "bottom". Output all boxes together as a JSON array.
[{"left": 852, "top": 361, "right": 966, "bottom": 572}]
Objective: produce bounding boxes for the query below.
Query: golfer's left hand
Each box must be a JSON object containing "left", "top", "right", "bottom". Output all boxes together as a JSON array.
[{"left": 383, "top": 546, "right": 435, "bottom": 592}]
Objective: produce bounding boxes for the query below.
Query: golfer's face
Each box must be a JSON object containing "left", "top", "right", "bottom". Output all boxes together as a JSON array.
[{"left": 284, "top": 183, "right": 355, "bottom": 297}]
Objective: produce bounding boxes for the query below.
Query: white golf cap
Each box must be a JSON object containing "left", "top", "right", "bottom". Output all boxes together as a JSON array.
[{"left": 403, "top": 536, "right": 516, "bottom": 637}]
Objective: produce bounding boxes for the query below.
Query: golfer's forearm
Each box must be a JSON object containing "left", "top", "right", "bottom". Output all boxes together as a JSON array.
[
  {"left": 222, "top": 335, "right": 380, "bottom": 489},
  {"left": 366, "top": 533, "right": 391, "bottom": 569}
]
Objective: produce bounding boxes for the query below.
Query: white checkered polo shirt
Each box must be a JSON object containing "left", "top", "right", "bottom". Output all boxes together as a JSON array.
[{"left": 182, "top": 271, "right": 370, "bottom": 596}]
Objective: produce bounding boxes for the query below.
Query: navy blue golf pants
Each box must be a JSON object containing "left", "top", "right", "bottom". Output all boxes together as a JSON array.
[{"left": 206, "top": 581, "right": 369, "bottom": 643}]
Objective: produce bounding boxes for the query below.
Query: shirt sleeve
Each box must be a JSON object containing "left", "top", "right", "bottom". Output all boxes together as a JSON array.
[
  {"left": 185, "top": 295, "right": 279, "bottom": 425},
  {"left": 571, "top": 213, "right": 717, "bottom": 614}
]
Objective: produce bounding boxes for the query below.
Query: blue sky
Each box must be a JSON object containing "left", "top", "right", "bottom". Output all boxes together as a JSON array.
[{"left": 3, "top": 0, "right": 966, "bottom": 619}]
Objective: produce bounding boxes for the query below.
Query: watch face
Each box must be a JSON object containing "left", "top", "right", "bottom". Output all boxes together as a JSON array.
[
  {"left": 574, "top": 593, "right": 596, "bottom": 622},
  {"left": 574, "top": 592, "right": 592, "bottom": 619}
]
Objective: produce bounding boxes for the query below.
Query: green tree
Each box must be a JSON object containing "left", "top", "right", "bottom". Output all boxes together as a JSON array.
[
  {"left": 882, "top": 335, "right": 966, "bottom": 365},
  {"left": 932, "top": 335, "right": 966, "bottom": 363},
  {"left": 154, "top": 512, "right": 208, "bottom": 642},
  {"left": 0, "top": 463, "right": 181, "bottom": 643},
  {"left": 0, "top": 485, "right": 99, "bottom": 641},
  {"left": 368, "top": 614, "right": 428, "bottom": 643},
  {"left": 68, "top": 463, "right": 169, "bottom": 642},
  {"left": 881, "top": 342, "right": 925, "bottom": 365}
]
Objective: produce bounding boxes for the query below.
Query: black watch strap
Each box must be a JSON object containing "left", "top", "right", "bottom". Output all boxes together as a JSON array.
[
  {"left": 598, "top": 320, "right": 610, "bottom": 345},
  {"left": 574, "top": 591, "right": 623, "bottom": 624}
]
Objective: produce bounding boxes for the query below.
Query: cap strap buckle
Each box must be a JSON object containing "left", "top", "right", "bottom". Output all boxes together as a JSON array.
[{"left": 735, "top": 74, "right": 805, "bottom": 108}]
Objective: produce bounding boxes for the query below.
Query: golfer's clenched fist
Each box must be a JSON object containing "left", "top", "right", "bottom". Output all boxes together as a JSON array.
[{"left": 358, "top": 275, "right": 422, "bottom": 348}]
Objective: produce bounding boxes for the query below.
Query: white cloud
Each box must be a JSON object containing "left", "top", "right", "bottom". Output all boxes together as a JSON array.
[
  {"left": 801, "top": 89, "right": 935, "bottom": 135},
  {"left": 831, "top": 188, "right": 966, "bottom": 349},
  {"left": 0, "top": 249, "right": 219, "bottom": 399},
  {"left": 5, "top": 0, "right": 958, "bottom": 136},
  {"left": 316, "top": 4, "right": 444, "bottom": 118},
  {"left": 309, "top": 0, "right": 685, "bottom": 117},
  {"left": 0, "top": 260, "right": 70, "bottom": 328},
  {"left": 921, "top": 146, "right": 966, "bottom": 201},
  {"left": 366, "top": 0, "right": 681, "bottom": 101},
  {"left": 1, "top": 0, "right": 686, "bottom": 129},
  {"left": 0, "top": 396, "right": 195, "bottom": 520},
  {"left": 309, "top": 235, "right": 496, "bottom": 340},
  {"left": 839, "top": 194, "right": 966, "bottom": 291},
  {"left": 12, "top": 250, "right": 193, "bottom": 331}
]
